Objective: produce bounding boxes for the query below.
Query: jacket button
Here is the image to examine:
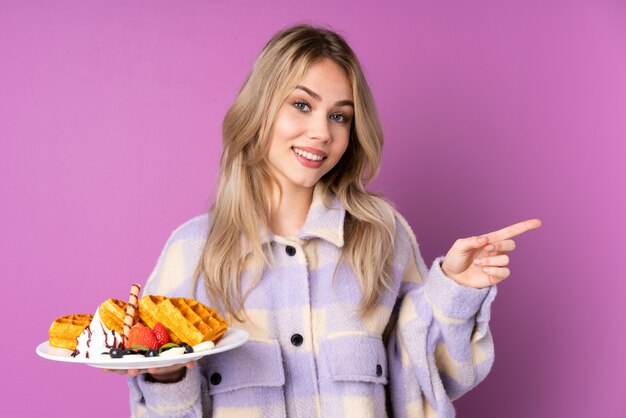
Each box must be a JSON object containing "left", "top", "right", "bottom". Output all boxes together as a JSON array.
[
  {"left": 376, "top": 364, "right": 383, "bottom": 377},
  {"left": 291, "top": 333, "right": 303, "bottom": 346},
  {"left": 285, "top": 245, "right": 296, "bottom": 256},
  {"left": 210, "top": 372, "right": 222, "bottom": 385}
]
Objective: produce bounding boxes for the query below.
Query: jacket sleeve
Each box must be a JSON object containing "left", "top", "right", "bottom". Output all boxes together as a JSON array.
[
  {"left": 128, "top": 216, "right": 211, "bottom": 417},
  {"left": 129, "top": 367, "right": 208, "bottom": 418},
  {"left": 386, "top": 215, "right": 497, "bottom": 418}
]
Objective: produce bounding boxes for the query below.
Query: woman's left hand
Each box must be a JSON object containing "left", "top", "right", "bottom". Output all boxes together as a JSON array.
[{"left": 441, "top": 219, "right": 542, "bottom": 289}]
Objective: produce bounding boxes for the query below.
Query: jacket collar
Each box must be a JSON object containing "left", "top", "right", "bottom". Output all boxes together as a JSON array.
[
  {"left": 297, "top": 183, "right": 345, "bottom": 247},
  {"left": 258, "top": 183, "right": 346, "bottom": 249}
]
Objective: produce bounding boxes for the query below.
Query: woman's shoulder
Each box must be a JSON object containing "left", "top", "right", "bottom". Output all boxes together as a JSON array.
[
  {"left": 390, "top": 207, "right": 415, "bottom": 241},
  {"left": 165, "top": 213, "right": 211, "bottom": 243},
  {"left": 345, "top": 191, "right": 418, "bottom": 243},
  {"left": 388, "top": 205, "right": 429, "bottom": 275},
  {"left": 366, "top": 195, "right": 415, "bottom": 240},
  {"left": 372, "top": 196, "right": 424, "bottom": 252}
]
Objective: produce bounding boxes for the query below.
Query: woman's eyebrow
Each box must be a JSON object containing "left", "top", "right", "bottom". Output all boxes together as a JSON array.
[
  {"left": 295, "top": 85, "right": 321, "bottom": 100},
  {"left": 295, "top": 85, "right": 354, "bottom": 107}
]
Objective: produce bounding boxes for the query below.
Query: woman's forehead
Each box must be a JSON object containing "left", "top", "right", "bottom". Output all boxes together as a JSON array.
[{"left": 293, "top": 59, "right": 353, "bottom": 102}]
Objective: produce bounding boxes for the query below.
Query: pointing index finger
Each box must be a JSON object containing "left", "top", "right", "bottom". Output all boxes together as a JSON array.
[{"left": 483, "top": 219, "right": 542, "bottom": 243}]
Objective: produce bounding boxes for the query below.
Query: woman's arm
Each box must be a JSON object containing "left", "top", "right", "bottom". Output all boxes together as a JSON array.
[
  {"left": 385, "top": 215, "right": 496, "bottom": 417},
  {"left": 387, "top": 216, "right": 540, "bottom": 416},
  {"left": 127, "top": 216, "right": 212, "bottom": 417}
]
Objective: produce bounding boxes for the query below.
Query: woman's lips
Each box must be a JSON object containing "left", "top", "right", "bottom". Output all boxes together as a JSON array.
[
  {"left": 292, "top": 146, "right": 328, "bottom": 158},
  {"left": 291, "top": 146, "right": 326, "bottom": 168}
]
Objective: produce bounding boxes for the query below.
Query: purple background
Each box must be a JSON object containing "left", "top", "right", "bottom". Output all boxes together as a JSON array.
[{"left": 2, "top": 1, "right": 624, "bottom": 417}]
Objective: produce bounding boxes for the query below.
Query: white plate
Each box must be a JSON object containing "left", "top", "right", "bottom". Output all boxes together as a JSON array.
[{"left": 36, "top": 327, "right": 249, "bottom": 369}]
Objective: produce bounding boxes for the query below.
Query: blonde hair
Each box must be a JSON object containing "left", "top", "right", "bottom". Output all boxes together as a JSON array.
[{"left": 195, "top": 24, "right": 396, "bottom": 318}]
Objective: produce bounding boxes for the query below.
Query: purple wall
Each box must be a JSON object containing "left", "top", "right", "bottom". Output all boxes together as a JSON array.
[{"left": 2, "top": 1, "right": 624, "bottom": 416}]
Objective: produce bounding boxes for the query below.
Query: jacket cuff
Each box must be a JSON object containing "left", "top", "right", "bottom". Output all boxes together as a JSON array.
[
  {"left": 131, "top": 367, "right": 203, "bottom": 415},
  {"left": 425, "top": 256, "right": 495, "bottom": 320}
]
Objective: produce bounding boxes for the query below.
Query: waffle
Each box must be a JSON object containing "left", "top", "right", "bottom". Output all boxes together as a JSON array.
[
  {"left": 136, "top": 295, "right": 167, "bottom": 329},
  {"left": 98, "top": 298, "right": 129, "bottom": 335},
  {"left": 138, "top": 296, "right": 228, "bottom": 345},
  {"left": 48, "top": 314, "right": 93, "bottom": 350}
]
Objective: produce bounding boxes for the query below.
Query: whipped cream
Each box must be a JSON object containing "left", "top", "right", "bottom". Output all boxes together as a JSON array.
[
  {"left": 71, "top": 308, "right": 123, "bottom": 358},
  {"left": 193, "top": 341, "right": 215, "bottom": 352}
]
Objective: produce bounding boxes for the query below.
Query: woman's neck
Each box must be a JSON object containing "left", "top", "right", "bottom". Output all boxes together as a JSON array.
[{"left": 269, "top": 184, "right": 314, "bottom": 237}]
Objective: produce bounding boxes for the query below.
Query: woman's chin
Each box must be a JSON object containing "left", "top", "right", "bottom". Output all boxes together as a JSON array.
[{"left": 284, "top": 177, "right": 321, "bottom": 190}]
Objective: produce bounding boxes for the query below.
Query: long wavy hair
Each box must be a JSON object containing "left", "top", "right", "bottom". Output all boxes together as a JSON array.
[{"left": 194, "top": 24, "right": 396, "bottom": 318}]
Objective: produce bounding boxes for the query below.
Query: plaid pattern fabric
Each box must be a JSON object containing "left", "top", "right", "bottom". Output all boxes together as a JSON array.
[{"left": 129, "top": 185, "right": 497, "bottom": 417}]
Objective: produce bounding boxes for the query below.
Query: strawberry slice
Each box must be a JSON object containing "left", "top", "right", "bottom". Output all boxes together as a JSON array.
[
  {"left": 127, "top": 323, "right": 159, "bottom": 350},
  {"left": 153, "top": 322, "right": 171, "bottom": 347}
]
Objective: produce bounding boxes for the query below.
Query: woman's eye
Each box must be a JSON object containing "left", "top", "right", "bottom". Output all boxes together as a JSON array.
[
  {"left": 293, "top": 101, "right": 310, "bottom": 112},
  {"left": 330, "top": 113, "right": 349, "bottom": 123}
]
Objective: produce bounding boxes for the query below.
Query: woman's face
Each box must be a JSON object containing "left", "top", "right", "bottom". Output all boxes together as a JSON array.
[{"left": 266, "top": 59, "right": 353, "bottom": 192}]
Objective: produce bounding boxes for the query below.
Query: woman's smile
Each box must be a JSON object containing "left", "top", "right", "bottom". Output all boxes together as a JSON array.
[{"left": 291, "top": 146, "right": 328, "bottom": 168}]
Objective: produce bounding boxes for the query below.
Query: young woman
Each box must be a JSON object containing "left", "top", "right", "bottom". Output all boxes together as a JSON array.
[{"left": 123, "top": 24, "right": 541, "bottom": 417}]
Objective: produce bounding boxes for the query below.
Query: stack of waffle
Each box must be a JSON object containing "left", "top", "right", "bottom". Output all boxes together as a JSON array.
[{"left": 48, "top": 296, "right": 228, "bottom": 350}]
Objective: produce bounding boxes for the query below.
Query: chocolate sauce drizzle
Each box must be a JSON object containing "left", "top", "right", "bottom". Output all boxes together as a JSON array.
[{"left": 70, "top": 321, "right": 122, "bottom": 358}]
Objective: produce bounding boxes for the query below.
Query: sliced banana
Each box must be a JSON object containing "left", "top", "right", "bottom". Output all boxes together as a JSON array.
[{"left": 159, "top": 346, "right": 186, "bottom": 357}]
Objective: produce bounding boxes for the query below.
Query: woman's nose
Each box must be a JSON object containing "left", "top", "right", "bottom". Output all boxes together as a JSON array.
[{"left": 307, "top": 114, "right": 331, "bottom": 142}]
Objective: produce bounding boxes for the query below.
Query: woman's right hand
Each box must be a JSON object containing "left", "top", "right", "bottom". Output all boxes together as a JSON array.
[{"left": 103, "top": 361, "right": 196, "bottom": 383}]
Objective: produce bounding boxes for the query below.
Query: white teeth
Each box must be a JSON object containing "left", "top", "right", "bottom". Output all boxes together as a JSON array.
[{"left": 293, "top": 147, "right": 324, "bottom": 162}]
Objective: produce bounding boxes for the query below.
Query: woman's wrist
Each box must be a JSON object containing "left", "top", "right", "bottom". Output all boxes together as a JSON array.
[
  {"left": 440, "top": 260, "right": 454, "bottom": 279},
  {"left": 440, "top": 260, "right": 463, "bottom": 284},
  {"left": 144, "top": 367, "right": 187, "bottom": 384}
]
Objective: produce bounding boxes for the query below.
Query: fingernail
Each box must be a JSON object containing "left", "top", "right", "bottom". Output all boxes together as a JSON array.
[
  {"left": 473, "top": 259, "right": 482, "bottom": 265},
  {"left": 486, "top": 245, "right": 494, "bottom": 251}
]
